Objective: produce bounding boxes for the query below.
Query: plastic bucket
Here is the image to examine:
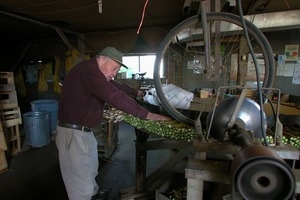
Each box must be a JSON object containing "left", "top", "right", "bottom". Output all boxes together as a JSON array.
[
  {"left": 31, "top": 99, "right": 58, "bottom": 132},
  {"left": 23, "top": 111, "right": 50, "bottom": 148}
]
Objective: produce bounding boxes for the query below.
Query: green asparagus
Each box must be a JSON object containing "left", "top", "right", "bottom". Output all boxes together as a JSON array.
[{"left": 103, "top": 107, "right": 197, "bottom": 142}]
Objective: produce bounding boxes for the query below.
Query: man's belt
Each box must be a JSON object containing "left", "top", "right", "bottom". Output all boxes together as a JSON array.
[{"left": 58, "top": 122, "right": 92, "bottom": 132}]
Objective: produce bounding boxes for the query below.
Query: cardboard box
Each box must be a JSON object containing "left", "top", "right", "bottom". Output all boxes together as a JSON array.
[
  {"left": 200, "top": 90, "right": 210, "bottom": 98},
  {"left": 189, "top": 97, "right": 216, "bottom": 112}
]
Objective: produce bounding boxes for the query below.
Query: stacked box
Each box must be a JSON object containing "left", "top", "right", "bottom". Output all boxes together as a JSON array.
[
  {"left": 0, "top": 72, "right": 16, "bottom": 91},
  {"left": 0, "top": 72, "right": 22, "bottom": 156},
  {"left": 0, "top": 151, "right": 8, "bottom": 173},
  {"left": 0, "top": 106, "right": 22, "bottom": 127},
  {"left": 3, "top": 125, "right": 21, "bottom": 155},
  {"left": 0, "top": 122, "right": 8, "bottom": 173},
  {"left": 0, "top": 91, "right": 18, "bottom": 108}
]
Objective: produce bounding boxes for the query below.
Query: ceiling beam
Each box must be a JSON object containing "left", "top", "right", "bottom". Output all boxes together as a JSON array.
[
  {"left": 177, "top": 9, "right": 300, "bottom": 42},
  {"left": 244, "top": 9, "right": 300, "bottom": 31},
  {"left": 0, "top": 10, "right": 80, "bottom": 35},
  {"left": 55, "top": 28, "right": 73, "bottom": 50}
]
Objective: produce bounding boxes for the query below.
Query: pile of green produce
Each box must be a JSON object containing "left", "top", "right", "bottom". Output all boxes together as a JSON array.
[
  {"left": 103, "top": 107, "right": 197, "bottom": 142},
  {"left": 262, "top": 135, "right": 300, "bottom": 150},
  {"left": 288, "top": 136, "right": 300, "bottom": 149}
]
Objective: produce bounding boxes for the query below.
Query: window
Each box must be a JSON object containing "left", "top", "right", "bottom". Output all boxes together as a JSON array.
[{"left": 121, "top": 54, "right": 157, "bottom": 79}]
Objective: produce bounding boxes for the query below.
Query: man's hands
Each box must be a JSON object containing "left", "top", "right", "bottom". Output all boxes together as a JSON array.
[
  {"left": 138, "top": 90, "right": 171, "bottom": 121},
  {"left": 137, "top": 90, "right": 144, "bottom": 98},
  {"left": 146, "top": 112, "right": 172, "bottom": 121}
]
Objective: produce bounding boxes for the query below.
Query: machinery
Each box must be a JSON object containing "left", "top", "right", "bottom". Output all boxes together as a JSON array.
[
  {"left": 186, "top": 87, "right": 298, "bottom": 200},
  {"left": 116, "top": 86, "right": 299, "bottom": 200}
]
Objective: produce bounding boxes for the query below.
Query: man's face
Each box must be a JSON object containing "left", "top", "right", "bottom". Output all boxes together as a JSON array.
[{"left": 99, "top": 57, "right": 121, "bottom": 81}]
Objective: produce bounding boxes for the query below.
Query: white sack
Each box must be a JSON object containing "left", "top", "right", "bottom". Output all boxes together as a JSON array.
[{"left": 143, "top": 84, "right": 194, "bottom": 109}]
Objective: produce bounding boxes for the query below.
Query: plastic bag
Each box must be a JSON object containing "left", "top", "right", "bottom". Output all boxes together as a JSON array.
[{"left": 143, "top": 84, "right": 194, "bottom": 109}]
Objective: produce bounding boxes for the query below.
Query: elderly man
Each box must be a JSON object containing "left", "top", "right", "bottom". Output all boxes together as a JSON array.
[{"left": 56, "top": 47, "right": 170, "bottom": 200}]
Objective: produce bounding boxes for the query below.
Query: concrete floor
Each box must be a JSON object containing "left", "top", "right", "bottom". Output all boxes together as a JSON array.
[
  {"left": 0, "top": 122, "right": 176, "bottom": 200},
  {"left": 2, "top": 121, "right": 298, "bottom": 200}
]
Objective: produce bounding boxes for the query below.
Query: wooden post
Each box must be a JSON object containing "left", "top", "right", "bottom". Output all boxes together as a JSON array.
[
  {"left": 238, "top": 36, "right": 248, "bottom": 85},
  {"left": 135, "top": 129, "right": 149, "bottom": 192}
]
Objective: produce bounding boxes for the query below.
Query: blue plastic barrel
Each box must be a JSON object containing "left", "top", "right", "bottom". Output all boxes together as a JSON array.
[
  {"left": 23, "top": 111, "right": 50, "bottom": 148},
  {"left": 31, "top": 99, "right": 58, "bottom": 132}
]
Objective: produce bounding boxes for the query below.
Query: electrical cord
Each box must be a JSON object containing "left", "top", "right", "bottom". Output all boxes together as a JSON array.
[
  {"left": 236, "top": 0, "right": 268, "bottom": 147},
  {"left": 137, "top": 0, "right": 149, "bottom": 34}
]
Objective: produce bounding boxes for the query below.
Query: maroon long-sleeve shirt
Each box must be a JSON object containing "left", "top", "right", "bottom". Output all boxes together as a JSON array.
[{"left": 58, "top": 58, "right": 149, "bottom": 128}]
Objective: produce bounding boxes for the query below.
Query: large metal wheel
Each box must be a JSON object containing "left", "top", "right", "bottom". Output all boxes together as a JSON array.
[{"left": 153, "top": 12, "right": 275, "bottom": 126}]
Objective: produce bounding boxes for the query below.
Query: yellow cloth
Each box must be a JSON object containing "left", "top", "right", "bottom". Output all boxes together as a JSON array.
[
  {"left": 65, "top": 50, "right": 73, "bottom": 73},
  {"left": 44, "top": 62, "right": 53, "bottom": 81},
  {"left": 15, "top": 69, "right": 27, "bottom": 97},
  {"left": 85, "top": 54, "right": 91, "bottom": 60},
  {"left": 65, "top": 48, "right": 82, "bottom": 73},
  {"left": 38, "top": 65, "right": 48, "bottom": 91}
]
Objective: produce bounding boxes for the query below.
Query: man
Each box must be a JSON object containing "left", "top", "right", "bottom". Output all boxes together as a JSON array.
[{"left": 56, "top": 46, "right": 170, "bottom": 200}]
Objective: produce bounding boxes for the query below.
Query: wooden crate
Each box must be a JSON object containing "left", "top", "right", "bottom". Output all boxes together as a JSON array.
[
  {"left": 8, "top": 139, "right": 21, "bottom": 155},
  {"left": 0, "top": 72, "right": 15, "bottom": 91},
  {"left": 0, "top": 150, "right": 8, "bottom": 173},
  {"left": 0, "top": 123, "right": 7, "bottom": 151},
  {"left": 95, "top": 119, "right": 119, "bottom": 158},
  {"left": 0, "top": 107, "right": 22, "bottom": 127},
  {"left": 3, "top": 125, "right": 21, "bottom": 155},
  {"left": 0, "top": 90, "right": 18, "bottom": 106}
]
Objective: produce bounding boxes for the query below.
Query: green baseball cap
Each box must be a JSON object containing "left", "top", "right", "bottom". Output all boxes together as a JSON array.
[{"left": 99, "top": 47, "right": 128, "bottom": 69}]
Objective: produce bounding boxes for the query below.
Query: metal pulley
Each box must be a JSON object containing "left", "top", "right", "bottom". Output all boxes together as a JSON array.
[{"left": 231, "top": 145, "right": 295, "bottom": 200}]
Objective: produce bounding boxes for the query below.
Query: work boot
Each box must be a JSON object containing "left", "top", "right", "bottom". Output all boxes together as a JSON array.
[{"left": 91, "top": 189, "right": 109, "bottom": 200}]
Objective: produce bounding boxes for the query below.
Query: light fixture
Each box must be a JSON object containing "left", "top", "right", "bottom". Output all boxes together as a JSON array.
[
  {"left": 98, "top": 0, "right": 103, "bottom": 13},
  {"left": 131, "top": 35, "right": 151, "bottom": 53}
]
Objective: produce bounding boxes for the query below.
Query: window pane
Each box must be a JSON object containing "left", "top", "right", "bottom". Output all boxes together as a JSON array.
[
  {"left": 140, "top": 55, "right": 155, "bottom": 79},
  {"left": 123, "top": 56, "right": 139, "bottom": 78},
  {"left": 123, "top": 55, "right": 162, "bottom": 79}
]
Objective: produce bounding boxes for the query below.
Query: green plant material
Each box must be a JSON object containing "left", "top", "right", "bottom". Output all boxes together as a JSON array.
[
  {"left": 103, "top": 107, "right": 197, "bottom": 142},
  {"left": 261, "top": 134, "right": 300, "bottom": 150}
]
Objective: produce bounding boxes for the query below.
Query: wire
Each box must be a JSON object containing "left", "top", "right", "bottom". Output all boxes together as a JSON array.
[
  {"left": 236, "top": 0, "right": 268, "bottom": 146},
  {"left": 137, "top": 0, "right": 149, "bottom": 34}
]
